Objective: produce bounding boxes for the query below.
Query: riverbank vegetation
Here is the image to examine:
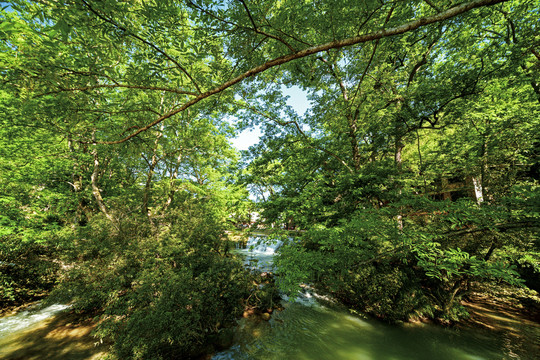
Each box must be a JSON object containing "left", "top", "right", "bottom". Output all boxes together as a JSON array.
[{"left": 1, "top": 0, "right": 538, "bottom": 358}]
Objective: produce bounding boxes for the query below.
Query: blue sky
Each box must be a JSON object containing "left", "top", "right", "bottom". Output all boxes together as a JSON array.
[{"left": 231, "top": 85, "right": 310, "bottom": 151}]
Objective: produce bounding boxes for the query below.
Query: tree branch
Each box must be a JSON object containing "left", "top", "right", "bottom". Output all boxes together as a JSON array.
[
  {"left": 318, "top": 56, "right": 349, "bottom": 101},
  {"left": 238, "top": 0, "right": 258, "bottom": 30},
  {"left": 189, "top": 0, "right": 296, "bottom": 52},
  {"left": 407, "top": 34, "right": 440, "bottom": 87},
  {"left": 97, "top": 0, "right": 507, "bottom": 145},
  {"left": 80, "top": 0, "right": 202, "bottom": 94},
  {"left": 238, "top": 100, "right": 354, "bottom": 173},
  {"left": 443, "top": 220, "right": 540, "bottom": 237},
  {"left": 423, "top": 0, "right": 442, "bottom": 13},
  {"left": 351, "top": 5, "right": 394, "bottom": 103},
  {"left": 37, "top": 84, "right": 197, "bottom": 97}
]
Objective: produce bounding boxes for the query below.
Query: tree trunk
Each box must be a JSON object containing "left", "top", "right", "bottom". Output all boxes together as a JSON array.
[
  {"left": 91, "top": 134, "right": 118, "bottom": 229},
  {"left": 395, "top": 137, "right": 404, "bottom": 230},
  {"left": 142, "top": 101, "right": 165, "bottom": 219},
  {"left": 473, "top": 137, "right": 488, "bottom": 205},
  {"left": 68, "top": 133, "right": 87, "bottom": 224},
  {"left": 472, "top": 176, "right": 484, "bottom": 205},
  {"left": 348, "top": 112, "right": 361, "bottom": 171},
  {"left": 162, "top": 152, "right": 183, "bottom": 213}
]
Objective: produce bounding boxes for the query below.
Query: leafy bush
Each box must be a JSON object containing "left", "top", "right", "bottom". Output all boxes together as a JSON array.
[
  {"left": 0, "top": 235, "right": 59, "bottom": 308},
  {"left": 276, "top": 198, "right": 532, "bottom": 322},
  {"left": 48, "top": 214, "right": 254, "bottom": 359}
]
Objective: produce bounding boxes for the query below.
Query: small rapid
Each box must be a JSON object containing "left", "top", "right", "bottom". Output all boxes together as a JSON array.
[
  {"left": 0, "top": 304, "right": 70, "bottom": 338},
  {"left": 235, "top": 236, "right": 284, "bottom": 272}
]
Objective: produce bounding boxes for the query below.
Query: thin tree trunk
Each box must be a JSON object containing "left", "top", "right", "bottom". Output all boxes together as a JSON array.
[
  {"left": 472, "top": 177, "right": 484, "bottom": 205},
  {"left": 91, "top": 133, "right": 118, "bottom": 229},
  {"left": 473, "top": 137, "right": 488, "bottom": 205},
  {"left": 142, "top": 127, "right": 163, "bottom": 218},
  {"left": 142, "top": 96, "right": 165, "bottom": 220},
  {"left": 68, "top": 133, "right": 87, "bottom": 224},
  {"left": 395, "top": 137, "right": 404, "bottom": 230},
  {"left": 348, "top": 113, "right": 361, "bottom": 171},
  {"left": 162, "top": 152, "right": 183, "bottom": 213}
]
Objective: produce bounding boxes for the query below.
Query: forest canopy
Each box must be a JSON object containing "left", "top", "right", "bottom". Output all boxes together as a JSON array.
[{"left": 1, "top": 0, "right": 539, "bottom": 359}]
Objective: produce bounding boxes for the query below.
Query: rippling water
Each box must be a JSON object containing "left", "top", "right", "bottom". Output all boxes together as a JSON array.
[{"left": 214, "top": 300, "right": 539, "bottom": 360}]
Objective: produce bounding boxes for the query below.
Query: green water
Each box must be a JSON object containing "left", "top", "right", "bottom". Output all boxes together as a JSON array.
[
  {"left": 213, "top": 299, "right": 539, "bottom": 360},
  {"left": 215, "top": 237, "right": 539, "bottom": 360}
]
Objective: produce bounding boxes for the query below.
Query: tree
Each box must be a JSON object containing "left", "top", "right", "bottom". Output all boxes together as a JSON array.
[
  {"left": 1, "top": 0, "right": 538, "bottom": 355},
  {"left": 241, "top": 0, "right": 539, "bottom": 321}
]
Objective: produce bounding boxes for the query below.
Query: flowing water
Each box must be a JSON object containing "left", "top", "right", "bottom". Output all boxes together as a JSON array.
[
  {"left": 214, "top": 236, "right": 540, "bottom": 360},
  {"left": 0, "top": 304, "right": 71, "bottom": 338},
  {"left": 0, "top": 237, "right": 537, "bottom": 359},
  {"left": 234, "top": 236, "right": 284, "bottom": 272},
  {"left": 0, "top": 304, "right": 107, "bottom": 359}
]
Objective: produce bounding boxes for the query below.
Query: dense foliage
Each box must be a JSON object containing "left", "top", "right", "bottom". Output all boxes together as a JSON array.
[
  {"left": 0, "top": 0, "right": 538, "bottom": 358},
  {"left": 239, "top": 0, "right": 540, "bottom": 321},
  {"left": 47, "top": 213, "right": 254, "bottom": 359}
]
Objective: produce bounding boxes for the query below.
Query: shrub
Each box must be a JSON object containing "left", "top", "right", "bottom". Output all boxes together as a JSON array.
[
  {"left": 48, "top": 215, "right": 253, "bottom": 359},
  {"left": 0, "top": 235, "right": 59, "bottom": 308}
]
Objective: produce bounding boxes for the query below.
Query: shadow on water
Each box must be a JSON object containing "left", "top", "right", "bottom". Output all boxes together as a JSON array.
[
  {"left": 459, "top": 298, "right": 540, "bottom": 360},
  {"left": 0, "top": 311, "right": 108, "bottom": 360}
]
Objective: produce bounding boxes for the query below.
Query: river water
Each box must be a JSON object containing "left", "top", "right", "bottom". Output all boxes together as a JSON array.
[
  {"left": 0, "top": 237, "right": 537, "bottom": 359},
  {"left": 0, "top": 304, "right": 107, "bottom": 359},
  {"left": 214, "top": 236, "right": 540, "bottom": 360},
  {"left": 0, "top": 304, "right": 70, "bottom": 338}
]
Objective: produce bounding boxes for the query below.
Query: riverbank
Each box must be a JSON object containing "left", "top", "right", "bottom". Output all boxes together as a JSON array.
[
  {"left": 2, "top": 234, "right": 538, "bottom": 360},
  {"left": 0, "top": 301, "right": 41, "bottom": 318}
]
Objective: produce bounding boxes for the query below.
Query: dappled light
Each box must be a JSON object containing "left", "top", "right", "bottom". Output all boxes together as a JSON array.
[
  {"left": 1, "top": 0, "right": 538, "bottom": 358},
  {"left": 0, "top": 310, "right": 107, "bottom": 360}
]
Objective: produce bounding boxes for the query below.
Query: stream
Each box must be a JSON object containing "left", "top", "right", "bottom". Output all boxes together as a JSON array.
[
  {"left": 213, "top": 236, "right": 540, "bottom": 360},
  {"left": 0, "top": 304, "right": 106, "bottom": 359},
  {"left": 0, "top": 236, "right": 538, "bottom": 359}
]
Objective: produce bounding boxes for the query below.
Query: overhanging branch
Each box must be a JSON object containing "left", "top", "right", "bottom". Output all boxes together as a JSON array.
[{"left": 96, "top": 0, "right": 506, "bottom": 145}]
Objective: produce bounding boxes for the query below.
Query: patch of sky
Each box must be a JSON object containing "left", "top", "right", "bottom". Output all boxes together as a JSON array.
[{"left": 230, "top": 85, "right": 311, "bottom": 151}]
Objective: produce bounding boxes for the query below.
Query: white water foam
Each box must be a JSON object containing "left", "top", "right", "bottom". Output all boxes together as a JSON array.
[{"left": 0, "top": 304, "right": 71, "bottom": 338}]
